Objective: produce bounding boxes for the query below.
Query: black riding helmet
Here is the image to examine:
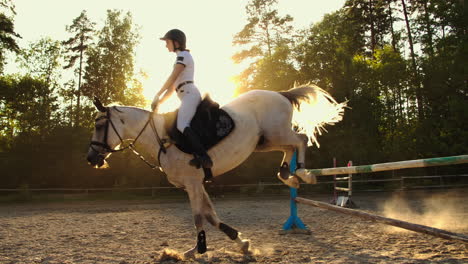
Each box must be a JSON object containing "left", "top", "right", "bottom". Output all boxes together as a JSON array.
[{"left": 160, "top": 29, "right": 186, "bottom": 51}]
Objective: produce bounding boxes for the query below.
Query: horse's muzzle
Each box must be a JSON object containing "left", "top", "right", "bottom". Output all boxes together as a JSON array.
[{"left": 87, "top": 149, "right": 105, "bottom": 168}]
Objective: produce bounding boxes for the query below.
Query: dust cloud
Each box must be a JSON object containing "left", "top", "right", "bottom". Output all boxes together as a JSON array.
[{"left": 380, "top": 192, "right": 468, "bottom": 233}]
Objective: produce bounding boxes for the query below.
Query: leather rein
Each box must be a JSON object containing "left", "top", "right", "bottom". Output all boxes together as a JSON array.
[{"left": 89, "top": 106, "right": 167, "bottom": 171}]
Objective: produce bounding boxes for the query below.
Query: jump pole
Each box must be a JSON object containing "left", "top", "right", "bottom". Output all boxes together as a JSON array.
[
  {"left": 306, "top": 155, "right": 468, "bottom": 176},
  {"left": 295, "top": 197, "right": 468, "bottom": 243},
  {"left": 282, "top": 153, "right": 468, "bottom": 242}
]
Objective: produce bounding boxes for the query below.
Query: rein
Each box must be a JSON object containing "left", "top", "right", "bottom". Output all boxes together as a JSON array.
[{"left": 90, "top": 107, "right": 168, "bottom": 171}]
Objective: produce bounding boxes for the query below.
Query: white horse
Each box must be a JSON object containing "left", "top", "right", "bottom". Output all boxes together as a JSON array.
[{"left": 86, "top": 84, "right": 345, "bottom": 258}]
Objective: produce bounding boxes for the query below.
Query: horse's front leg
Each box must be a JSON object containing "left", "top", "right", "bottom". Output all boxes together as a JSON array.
[{"left": 184, "top": 183, "right": 209, "bottom": 259}]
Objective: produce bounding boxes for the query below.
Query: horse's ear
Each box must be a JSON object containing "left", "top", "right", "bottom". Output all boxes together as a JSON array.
[{"left": 93, "top": 97, "right": 107, "bottom": 112}]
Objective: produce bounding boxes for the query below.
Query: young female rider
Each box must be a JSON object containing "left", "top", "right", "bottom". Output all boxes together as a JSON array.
[{"left": 151, "top": 29, "right": 213, "bottom": 169}]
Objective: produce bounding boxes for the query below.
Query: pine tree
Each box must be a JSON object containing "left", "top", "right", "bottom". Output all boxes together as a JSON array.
[
  {"left": 62, "top": 10, "right": 95, "bottom": 127},
  {"left": 0, "top": 0, "right": 20, "bottom": 74}
]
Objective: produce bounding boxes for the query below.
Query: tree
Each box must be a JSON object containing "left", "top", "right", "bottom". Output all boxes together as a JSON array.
[
  {"left": 16, "top": 37, "right": 63, "bottom": 136},
  {"left": 0, "top": 0, "right": 21, "bottom": 74},
  {"left": 62, "top": 10, "right": 95, "bottom": 127},
  {"left": 82, "top": 10, "right": 144, "bottom": 106},
  {"left": 232, "top": 0, "right": 294, "bottom": 93},
  {"left": 295, "top": 10, "right": 387, "bottom": 164},
  {"left": 344, "top": 0, "right": 393, "bottom": 56},
  {"left": 0, "top": 75, "right": 54, "bottom": 138},
  {"left": 247, "top": 40, "right": 298, "bottom": 92},
  {"left": 387, "top": 0, "right": 401, "bottom": 52},
  {"left": 17, "top": 37, "right": 63, "bottom": 85},
  {"left": 295, "top": 10, "right": 363, "bottom": 96},
  {"left": 400, "top": 0, "right": 424, "bottom": 120}
]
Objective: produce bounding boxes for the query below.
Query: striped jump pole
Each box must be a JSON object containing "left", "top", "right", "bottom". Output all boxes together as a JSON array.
[{"left": 306, "top": 155, "right": 468, "bottom": 177}]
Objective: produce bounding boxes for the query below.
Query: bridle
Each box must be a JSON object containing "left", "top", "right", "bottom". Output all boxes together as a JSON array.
[
  {"left": 89, "top": 102, "right": 168, "bottom": 171},
  {"left": 90, "top": 107, "right": 126, "bottom": 154}
]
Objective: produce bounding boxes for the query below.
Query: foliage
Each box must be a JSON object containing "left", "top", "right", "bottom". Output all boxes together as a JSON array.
[
  {"left": 62, "top": 10, "right": 95, "bottom": 127},
  {"left": 63, "top": 10, "right": 95, "bottom": 70},
  {"left": 81, "top": 10, "right": 145, "bottom": 107},
  {"left": 17, "top": 37, "right": 63, "bottom": 85},
  {"left": 232, "top": 0, "right": 295, "bottom": 93},
  {"left": 0, "top": 0, "right": 20, "bottom": 73},
  {"left": 0, "top": 1, "right": 467, "bottom": 190},
  {"left": 0, "top": 9, "right": 150, "bottom": 189},
  {"left": 235, "top": 0, "right": 467, "bottom": 170}
]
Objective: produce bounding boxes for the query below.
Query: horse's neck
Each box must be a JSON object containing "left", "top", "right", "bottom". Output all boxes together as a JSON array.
[{"left": 122, "top": 108, "right": 165, "bottom": 153}]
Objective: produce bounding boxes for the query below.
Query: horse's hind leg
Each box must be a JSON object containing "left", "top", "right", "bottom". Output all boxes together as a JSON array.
[
  {"left": 277, "top": 146, "right": 301, "bottom": 188},
  {"left": 184, "top": 183, "right": 249, "bottom": 258},
  {"left": 296, "top": 134, "right": 317, "bottom": 184},
  {"left": 277, "top": 132, "right": 316, "bottom": 185},
  {"left": 294, "top": 133, "right": 317, "bottom": 184},
  {"left": 200, "top": 189, "right": 250, "bottom": 254}
]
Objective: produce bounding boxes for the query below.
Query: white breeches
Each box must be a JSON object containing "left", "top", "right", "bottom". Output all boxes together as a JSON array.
[{"left": 177, "top": 84, "right": 201, "bottom": 132}]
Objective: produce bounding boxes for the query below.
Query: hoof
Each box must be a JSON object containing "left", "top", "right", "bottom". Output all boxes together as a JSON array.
[
  {"left": 295, "top": 169, "right": 317, "bottom": 184},
  {"left": 240, "top": 239, "right": 250, "bottom": 254},
  {"left": 277, "top": 173, "right": 300, "bottom": 188}
]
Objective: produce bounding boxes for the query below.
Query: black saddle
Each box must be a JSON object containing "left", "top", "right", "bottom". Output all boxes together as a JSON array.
[{"left": 163, "top": 95, "right": 235, "bottom": 154}]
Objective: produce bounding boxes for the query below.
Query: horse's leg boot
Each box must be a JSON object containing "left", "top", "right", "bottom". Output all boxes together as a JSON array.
[{"left": 279, "top": 162, "right": 290, "bottom": 179}]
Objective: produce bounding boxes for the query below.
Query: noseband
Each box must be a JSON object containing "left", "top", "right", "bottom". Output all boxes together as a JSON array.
[{"left": 89, "top": 107, "right": 167, "bottom": 170}]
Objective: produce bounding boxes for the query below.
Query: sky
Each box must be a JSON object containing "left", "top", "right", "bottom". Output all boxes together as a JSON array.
[{"left": 6, "top": 0, "right": 345, "bottom": 109}]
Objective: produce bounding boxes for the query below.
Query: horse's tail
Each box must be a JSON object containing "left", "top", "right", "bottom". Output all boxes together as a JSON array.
[{"left": 278, "top": 84, "right": 346, "bottom": 147}]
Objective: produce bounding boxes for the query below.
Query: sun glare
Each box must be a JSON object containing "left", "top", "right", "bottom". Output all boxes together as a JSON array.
[
  {"left": 139, "top": 34, "right": 242, "bottom": 113},
  {"left": 142, "top": 72, "right": 239, "bottom": 114}
]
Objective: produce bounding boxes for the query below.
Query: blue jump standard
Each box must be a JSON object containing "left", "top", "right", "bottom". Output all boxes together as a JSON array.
[{"left": 282, "top": 151, "right": 308, "bottom": 231}]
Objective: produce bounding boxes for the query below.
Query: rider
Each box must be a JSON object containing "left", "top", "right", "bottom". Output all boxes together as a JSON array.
[{"left": 151, "top": 29, "right": 213, "bottom": 169}]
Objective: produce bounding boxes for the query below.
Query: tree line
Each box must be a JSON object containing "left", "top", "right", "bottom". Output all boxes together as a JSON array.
[
  {"left": 232, "top": 0, "right": 466, "bottom": 171},
  {"left": 0, "top": 0, "right": 466, "bottom": 189},
  {"left": 0, "top": 2, "right": 151, "bottom": 189}
]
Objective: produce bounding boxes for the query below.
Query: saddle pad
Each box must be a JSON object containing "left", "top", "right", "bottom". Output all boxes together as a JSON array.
[{"left": 164, "top": 95, "right": 235, "bottom": 154}]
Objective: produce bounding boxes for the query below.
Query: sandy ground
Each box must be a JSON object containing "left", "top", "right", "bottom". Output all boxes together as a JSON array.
[{"left": 0, "top": 190, "right": 467, "bottom": 264}]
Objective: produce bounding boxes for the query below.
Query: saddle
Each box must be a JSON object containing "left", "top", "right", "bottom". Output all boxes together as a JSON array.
[{"left": 163, "top": 95, "right": 235, "bottom": 154}]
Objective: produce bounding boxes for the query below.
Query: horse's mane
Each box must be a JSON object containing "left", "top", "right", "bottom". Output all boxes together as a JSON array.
[{"left": 109, "top": 104, "right": 150, "bottom": 114}]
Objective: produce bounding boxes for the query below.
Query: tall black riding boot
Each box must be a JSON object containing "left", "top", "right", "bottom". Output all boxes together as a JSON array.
[{"left": 183, "top": 127, "right": 213, "bottom": 169}]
